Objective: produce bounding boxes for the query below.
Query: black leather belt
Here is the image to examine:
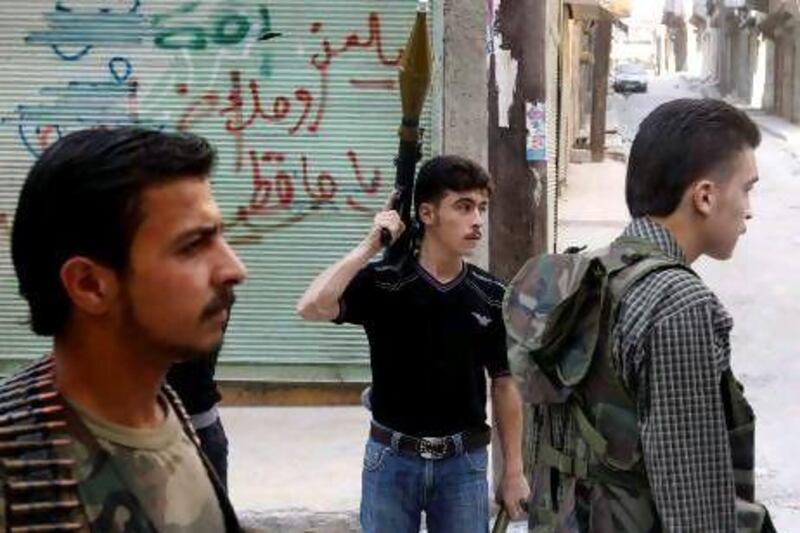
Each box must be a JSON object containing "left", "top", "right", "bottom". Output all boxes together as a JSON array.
[{"left": 370, "top": 422, "right": 491, "bottom": 460}]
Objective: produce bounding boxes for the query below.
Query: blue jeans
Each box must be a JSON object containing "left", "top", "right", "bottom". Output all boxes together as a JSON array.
[{"left": 360, "top": 437, "right": 489, "bottom": 533}]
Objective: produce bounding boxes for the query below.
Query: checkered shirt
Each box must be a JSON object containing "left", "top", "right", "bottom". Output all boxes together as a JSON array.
[
  {"left": 535, "top": 217, "right": 736, "bottom": 532},
  {"left": 613, "top": 217, "right": 736, "bottom": 531}
]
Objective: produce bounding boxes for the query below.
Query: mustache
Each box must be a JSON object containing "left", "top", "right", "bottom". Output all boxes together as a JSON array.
[{"left": 201, "top": 288, "right": 237, "bottom": 320}]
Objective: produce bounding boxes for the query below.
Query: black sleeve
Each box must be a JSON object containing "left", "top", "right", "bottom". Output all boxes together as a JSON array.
[
  {"left": 333, "top": 264, "right": 377, "bottom": 325},
  {"left": 166, "top": 358, "right": 221, "bottom": 415},
  {"left": 485, "top": 305, "right": 511, "bottom": 378}
]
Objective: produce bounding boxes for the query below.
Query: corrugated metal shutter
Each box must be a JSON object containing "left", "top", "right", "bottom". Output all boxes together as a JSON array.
[
  {"left": 0, "top": 0, "right": 433, "bottom": 381},
  {"left": 546, "top": 0, "right": 562, "bottom": 253}
]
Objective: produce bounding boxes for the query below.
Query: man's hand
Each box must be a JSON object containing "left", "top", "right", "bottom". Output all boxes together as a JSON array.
[
  {"left": 497, "top": 471, "right": 531, "bottom": 520},
  {"left": 366, "top": 195, "right": 406, "bottom": 251},
  {"left": 491, "top": 377, "right": 529, "bottom": 519}
]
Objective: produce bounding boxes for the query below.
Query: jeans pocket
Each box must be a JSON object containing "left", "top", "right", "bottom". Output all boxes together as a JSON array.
[
  {"left": 363, "top": 440, "right": 392, "bottom": 473},
  {"left": 463, "top": 447, "right": 488, "bottom": 473}
]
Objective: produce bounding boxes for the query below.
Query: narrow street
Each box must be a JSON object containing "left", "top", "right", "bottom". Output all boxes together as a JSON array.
[
  {"left": 224, "top": 75, "right": 800, "bottom": 531},
  {"left": 0, "top": 0, "right": 796, "bottom": 531},
  {"left": 560, "top": 73, "right": 800, "bottom": 531}
]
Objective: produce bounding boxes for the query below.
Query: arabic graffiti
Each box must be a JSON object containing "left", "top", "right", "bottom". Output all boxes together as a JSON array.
[
  {"left": 11, "top": 1, "right": 152, "bottom": 157},
  {"left": 176, "top": 64, "right": 390, "bottom": 242},
  {"left": 0, "top": 213, "right": 8, "bottom": 243},
  {"left": 153, "top": 3, "right": 280, "bottom": 50},
  {"left": 6, "top": 2, "right": 408, "bottom": 245},
  {"left": 309, "top": 13, "right": 402, "bottom": 128},
  {"left": 168, "top": 10, "right": 403, "bottom": 242},
  {"left": 224, "top": 147, "right": 384, "bottom": 246},
  {"left": 15, "top": 60, "right": 140, "bottom": 158}
]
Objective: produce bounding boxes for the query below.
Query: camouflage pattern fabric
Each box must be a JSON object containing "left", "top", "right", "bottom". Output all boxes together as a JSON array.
[
  {"left": 724, "top": 371, "right": 777, "bottom": 532},
  {"left": 0, "top": 355, "right": 242, "bottom": 532},
  {"left": 505, "top": 237, "right": 773, "bottom": 532},
  {"left": 68, "top": 391, "right": 226, "bottom": 531}
]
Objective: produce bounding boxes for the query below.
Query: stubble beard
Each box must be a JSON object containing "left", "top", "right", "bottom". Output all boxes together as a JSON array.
[{"left": 119, "top": 290, "right": 226, "bottom": 364}]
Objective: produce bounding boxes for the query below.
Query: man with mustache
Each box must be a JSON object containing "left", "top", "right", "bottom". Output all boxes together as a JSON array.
[
  {"left": 298, "top": 155, "right": 530, "bottom": 532},
  {"left": 0, "top": 127, "right": 246, "bottom": 531}
]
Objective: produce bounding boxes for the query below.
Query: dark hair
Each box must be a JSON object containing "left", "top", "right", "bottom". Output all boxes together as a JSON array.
[
  {"left": 413, "top": 155, "right": 491, "bottom": 221},
  {"left": 626, "top": 98, "right": 760, "bottom": 217},
  {"left": 12, "top": 127, "right": 216, "bottom": 336}
]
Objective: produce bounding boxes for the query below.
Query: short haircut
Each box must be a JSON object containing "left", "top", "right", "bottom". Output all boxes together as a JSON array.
[
  {"left": 413, "top": 155, "right": 491, "bottom": 222},
  {"left": 12, "top": 127, "right": 216, "bottom": 336},
  {"left": 626, "top": 98, "right": 761, "bottom": 217}
]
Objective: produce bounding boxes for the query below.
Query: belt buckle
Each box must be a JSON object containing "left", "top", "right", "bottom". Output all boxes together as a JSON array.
[{"left": 417, "top": 437, "right": 448, "bottom": 460}]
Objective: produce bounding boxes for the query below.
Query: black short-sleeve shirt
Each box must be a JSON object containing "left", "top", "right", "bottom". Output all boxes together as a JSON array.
[{"left": 336, "top": 258, "right": 511, "bottom": 437}]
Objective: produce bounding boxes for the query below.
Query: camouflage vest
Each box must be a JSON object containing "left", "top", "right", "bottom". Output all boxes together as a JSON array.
[
  {"left": 504, "top": 237, "right": 774, "bottom": 533},
  {"left": 0, "top": 356, "right": 242, "bottom": 532}
]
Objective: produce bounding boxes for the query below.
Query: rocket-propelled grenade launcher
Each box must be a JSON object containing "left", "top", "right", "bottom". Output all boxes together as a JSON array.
[{"left": 381, "top": 0, "right": 433, "bottom": 265}]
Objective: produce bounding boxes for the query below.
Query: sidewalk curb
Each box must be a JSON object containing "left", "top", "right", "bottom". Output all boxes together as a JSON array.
[
  {"left": 738, "top": 109, "right": 800, "bottom": 155},
  {"left": 727, "top": 101, "right": 799, "bottom": 148},
  {"left": 238, "top": 510, "right": 526, "bottom": 533},
  {"left": 749, "top": 115, "right": 800, "bottom": 155},
  {"left": 754, "top": 119, "right": 789, "bottom": 143},
  {"left": 712, "top": 86, "right": 798, "bottom": 147},
  {"left": 239, "top": 510, "right": 359, "bottom": 533},
  {"left": 753, "top": 121, "right": 789, "bottom": 142}
]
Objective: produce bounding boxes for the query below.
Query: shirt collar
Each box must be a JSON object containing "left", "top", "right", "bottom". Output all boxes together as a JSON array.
[{"left": 622, "top": 217, "right": 689, "bottom": 266}]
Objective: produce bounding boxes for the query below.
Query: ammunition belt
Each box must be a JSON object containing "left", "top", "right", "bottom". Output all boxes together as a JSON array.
[
  {"left": 0, "top": 356, "right": 241, "bottom": 533},
  {"left": 0, "top": 356, "right": 87, "bottom": 532}
]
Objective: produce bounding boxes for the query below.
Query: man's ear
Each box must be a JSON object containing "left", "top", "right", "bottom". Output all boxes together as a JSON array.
[
  {"left": 59, "top": 257, "right": 119, "bottom": 316},
  {"left": 690, "top": 179, "right": 716, "bottom": 217},
  {"left": 418, "top": 202, "right": 435, "bottom": 226}
]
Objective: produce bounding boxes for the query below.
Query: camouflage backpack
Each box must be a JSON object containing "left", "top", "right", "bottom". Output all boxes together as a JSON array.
[{"left": 504, "top": 236, "right": 774, "bottom": 532}]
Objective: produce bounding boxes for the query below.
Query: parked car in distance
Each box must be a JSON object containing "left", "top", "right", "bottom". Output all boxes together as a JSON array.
[{"left": 613, "top": 63, "right": 648, "bottom": 93}]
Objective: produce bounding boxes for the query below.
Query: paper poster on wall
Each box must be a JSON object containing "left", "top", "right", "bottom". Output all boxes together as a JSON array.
[{"left": 526, "top": 101, "right": 546, "bottom": 161}]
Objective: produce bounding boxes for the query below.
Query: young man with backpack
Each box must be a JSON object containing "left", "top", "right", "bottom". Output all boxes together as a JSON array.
[
  {"left": 297, "top": 155, "right": 530, "bottom": 532},
  {"left": 505, "top": 99, "right": 774, "bottom": 532}
]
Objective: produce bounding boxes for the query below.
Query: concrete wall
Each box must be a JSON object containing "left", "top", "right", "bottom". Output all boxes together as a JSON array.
[
  {"left": 763, "top": 2, "right": 800, "bottom": 123},
  {"left": 712, "top": 14, "right": 765, "bottom": 104},
  {"left": 580, "top": 24, "right": 594, "bottom": 133},
  {"left": 441, "top": 0, "right": 489, "bottom": 163},
  {"left": 764, "top": 38, "right": 776, "bottom": 110},
  {"left": 700, "top": 27, "right": 721, "bottom": 80},
  {"left": 793, "top": 30, "right": 800, "bottom": 122},
  {"left": 441, "top": 0, "right": 490, "bottom": 267},
  {"left": 563, "top": 19, "right": 583, "bottom": 160},
  {"left": 778, "top": 31, "right": 795, "bottom": 119},
  {"left": 734, "top": 30, "right": 754, "bottom": 102}
]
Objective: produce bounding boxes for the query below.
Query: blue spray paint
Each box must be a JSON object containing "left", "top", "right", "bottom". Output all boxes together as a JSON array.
[
  {"left": 27, "top": 0, "right": 149, "bottom": 63},
  {"left": 109, "top": 57, "right": 133, "bottom": 84}
]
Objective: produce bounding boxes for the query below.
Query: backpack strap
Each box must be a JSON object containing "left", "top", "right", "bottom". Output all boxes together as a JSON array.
[
  {"left": 612, "top": 255, "right": 687, "bottom": 297},
  {"left": 605, "top": 234, "right": 696, "bottom": 304},
  {"left": 162, "top": 386, "right": 242, "bottom": 533}
]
